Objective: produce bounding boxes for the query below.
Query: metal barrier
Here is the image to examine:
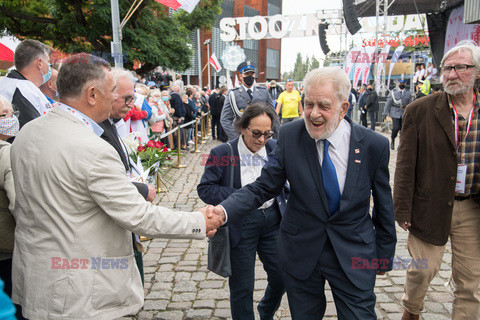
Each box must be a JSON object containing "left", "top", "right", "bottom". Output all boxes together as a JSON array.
[{"left": 158, "top": 112, "right": 211, "bottom": 168}]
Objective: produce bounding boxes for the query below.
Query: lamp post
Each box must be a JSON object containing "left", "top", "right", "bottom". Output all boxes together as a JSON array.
[{"left": 204, "top": 39, "right": 211, "bottom": 89}]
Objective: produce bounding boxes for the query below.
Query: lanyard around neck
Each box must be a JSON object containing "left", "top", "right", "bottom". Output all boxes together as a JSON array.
[{"left": 451, "top": 93, "right": 476, "bottom": 151}]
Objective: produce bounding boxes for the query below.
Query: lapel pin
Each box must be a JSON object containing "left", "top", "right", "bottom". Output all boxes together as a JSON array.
[
  {"left": 355, "top": 149, "right": 360, "bottom": 154},
  {"left": 355, "top": 159, "right": 361, "bottom": 163}
]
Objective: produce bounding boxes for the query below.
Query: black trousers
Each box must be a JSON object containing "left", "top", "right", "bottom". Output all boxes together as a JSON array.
[
  {"left": 391, "top": 117, "right": 402, "bottom": 140},
  {"left": 359, "top": 110, "right": 367, "bottom": 127}
]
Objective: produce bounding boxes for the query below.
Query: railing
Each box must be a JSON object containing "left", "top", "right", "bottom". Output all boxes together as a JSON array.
[{"left": 158, "top": 111, "right": 211, "bottom": 169}]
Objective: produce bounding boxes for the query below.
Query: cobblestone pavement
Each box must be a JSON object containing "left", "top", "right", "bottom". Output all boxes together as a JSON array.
[{"left": 119, "top": 129, "right": 471, "bottom": 320}]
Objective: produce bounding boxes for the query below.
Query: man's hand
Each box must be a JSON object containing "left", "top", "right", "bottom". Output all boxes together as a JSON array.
[
  {"left": 213, "top": 205, "right": 226, "bottom": 222},
  {"left": 199, "top": 206, "right": 223, "bottom": 237},
  {"left": 397, "top": 221, "right": 411, "bottom": 231},
  {"left": 146, "top": 185, "right": 156, "bottom": 202}
]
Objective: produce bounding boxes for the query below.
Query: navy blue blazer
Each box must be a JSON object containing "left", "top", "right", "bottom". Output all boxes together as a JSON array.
[
  {"left": 220, "top": 118, "right": 396, "bottom": 290},
  {"left": 197, "top": 138, "right": 287, "bottom": 248}
]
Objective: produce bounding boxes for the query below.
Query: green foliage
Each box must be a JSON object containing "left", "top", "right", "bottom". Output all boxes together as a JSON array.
[
  {"left": 287, "top": 53, "right": 322, "bottom": 81},
  {"left": 0, "top": 0, "right": 221, "bottom": 73}
]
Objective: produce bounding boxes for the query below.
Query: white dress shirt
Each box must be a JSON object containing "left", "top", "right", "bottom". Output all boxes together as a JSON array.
[
  {"left": 238, "top": 135, "right": 274, "bottom": 209},
  {"left": 315, "top": 119, "right": 351, "bottom": 194}
]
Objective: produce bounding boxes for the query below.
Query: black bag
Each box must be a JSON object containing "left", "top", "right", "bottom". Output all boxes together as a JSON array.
[{"left": 207, "top": 142, "right": 234, "bottom": 277}]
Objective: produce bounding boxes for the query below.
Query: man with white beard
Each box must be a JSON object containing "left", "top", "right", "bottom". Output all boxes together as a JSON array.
[
  {"left": 394, "top": 41, "right": 480, "bottom": 320},
  {"left": 212, "top": 66, "right": 396, "bottom": 319}
]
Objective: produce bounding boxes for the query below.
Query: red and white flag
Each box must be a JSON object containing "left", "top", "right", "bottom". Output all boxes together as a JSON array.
[
  {"left": 154, "top": 0, "right": 200, "bottom": 13},
  {"left": 208, "top": 53, "right": 222, "bottom": 72}
]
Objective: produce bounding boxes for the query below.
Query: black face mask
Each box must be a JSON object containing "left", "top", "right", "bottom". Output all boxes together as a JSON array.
[
  {"left": 399, "top": 84, "right": 406, "bottom": 89},
  {"left": 243, "top": 75, "right": 255, "bottom": 87},
  {"left": 368, "top": 88, "right": 373, "bottom": 91}
]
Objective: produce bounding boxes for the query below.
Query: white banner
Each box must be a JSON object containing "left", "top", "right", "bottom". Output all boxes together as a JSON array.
[
  {"left": 375, "top": 44, "right": 390, "bottom": 92},
  {"left": 387, "top": 46, "right": 404, "bottom": 87},
  {"left": 444, "top": 6, "right": 480, "bottom": 54}
]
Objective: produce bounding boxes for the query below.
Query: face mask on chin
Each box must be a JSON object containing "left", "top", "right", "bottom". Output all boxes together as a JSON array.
[{"left": 243, "top": 75, "right": 255, "bottom": 87}]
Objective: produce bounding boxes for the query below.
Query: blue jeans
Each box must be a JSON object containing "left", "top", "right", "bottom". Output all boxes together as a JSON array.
[{"left": 229, "top": 204, "right": 285, "bottom": 320}]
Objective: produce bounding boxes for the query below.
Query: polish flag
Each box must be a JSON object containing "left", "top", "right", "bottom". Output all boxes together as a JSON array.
[
  {"left": 208, "top": 53, "right": 222, "bottom": 72},
  {"left": 154, "top": 0, "right": 200, "bottom": 13}
]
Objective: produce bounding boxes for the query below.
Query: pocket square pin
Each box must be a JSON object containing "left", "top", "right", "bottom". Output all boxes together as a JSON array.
[
  {"left": 355, "top": 149, "right": 360, "bottom": 154},
  {"left": 355, "top": 159, "right": 361, "bottom": 163}
]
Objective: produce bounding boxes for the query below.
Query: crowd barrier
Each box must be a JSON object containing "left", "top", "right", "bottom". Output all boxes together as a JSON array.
[{"left": 158, "top": 112, "right": 211, "bottom": 169}]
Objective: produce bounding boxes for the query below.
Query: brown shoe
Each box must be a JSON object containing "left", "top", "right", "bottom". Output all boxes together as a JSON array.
[{"left": 401, "top": 309, "right": 419, "bottom": 320}]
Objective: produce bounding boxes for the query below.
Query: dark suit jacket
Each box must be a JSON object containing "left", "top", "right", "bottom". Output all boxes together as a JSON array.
[
  {"left": 197, "top": 138, "right": 287, "bottom": 248},
  {"left": 98, "top": 119, "right": 148, "bottom": 199},
  {"left": 220, "top": 118, "right": 396, "bottom": 290},
  {"left": 394, "top": 92, "right": 460, "bottom": 246},
  {"left": 170, "top": 92, "right": 186, "bottom": 119}
]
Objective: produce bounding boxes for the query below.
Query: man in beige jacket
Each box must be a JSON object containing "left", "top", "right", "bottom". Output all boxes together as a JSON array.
[{"left": 10, "top": 53, "right": 222, "bottom": 319}]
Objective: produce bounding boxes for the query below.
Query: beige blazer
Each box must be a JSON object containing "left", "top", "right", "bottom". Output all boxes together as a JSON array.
[{"left": 10, "top": 107, "right": 206, "bottom": 319}]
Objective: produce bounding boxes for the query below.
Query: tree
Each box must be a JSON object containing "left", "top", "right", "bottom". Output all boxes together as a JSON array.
[
  {"left": 0, "top": 0, "right": 222, "bottom": 73},
  {"left": 292, "top": 53, "right": 304, "bottom": 81},
  {"left": 310, "top": 56, "right": 320, "bottom": 70}
]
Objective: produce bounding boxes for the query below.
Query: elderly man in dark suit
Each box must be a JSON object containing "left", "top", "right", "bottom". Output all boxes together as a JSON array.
[
  {"left": 98, "top": 67, "right": 156, "bottom": 285},
  {"left": 213, "top": 66, "right": 396, "bottom": 319}
]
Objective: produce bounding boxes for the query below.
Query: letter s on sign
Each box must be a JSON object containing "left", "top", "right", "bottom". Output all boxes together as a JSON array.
[{"left": 220, "top": 18, "right": 237, "bottom": 42}]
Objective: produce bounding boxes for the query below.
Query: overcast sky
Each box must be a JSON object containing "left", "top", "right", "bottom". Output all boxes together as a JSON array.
[{"left": 280, "top": 0, "right": 343, "bottom": 73}]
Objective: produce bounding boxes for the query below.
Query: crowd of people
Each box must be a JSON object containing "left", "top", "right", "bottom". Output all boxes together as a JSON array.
[{"left": 0, "top": 37, "right": 479, "bottom": 320}]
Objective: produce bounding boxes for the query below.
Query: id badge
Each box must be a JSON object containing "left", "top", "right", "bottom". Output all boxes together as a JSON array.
[{"left": 455, "top": 164, "right": 467, "bottom": 193}]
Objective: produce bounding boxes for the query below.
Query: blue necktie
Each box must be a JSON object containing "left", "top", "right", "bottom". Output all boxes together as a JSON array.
[
  {"left": 247, "top": 89, "right": 253, "bottom": 100},
  {"left": 321, "top": 140, "right": 341, "bottom": 216}
]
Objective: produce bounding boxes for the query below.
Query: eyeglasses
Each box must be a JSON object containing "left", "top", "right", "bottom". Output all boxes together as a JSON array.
[
  {"left": 0, "top": 110, "right": 19, "bottom": 118},
  {"left": 40, "top": 59, "right": 52, "bottom": 68},
  {"left": 123, "top": 95, "right": 134, "bottom": 105},
  {"left": 440, "top": 64, "right": 475, "bottom": 74},
  {"left": 247, "top": 127, "right": 273, "bottom": 139}
]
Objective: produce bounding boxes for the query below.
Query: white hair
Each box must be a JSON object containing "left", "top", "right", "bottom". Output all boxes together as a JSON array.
[
  {"left": 110, "top": 67, "right": 135, "bottom": 85},
  {"left": 303, "top": 66, "right": 351, "bottom": 102},
  {"left": 0, "top": 96, "right": 12, "bottom": 112},
  {"left": 441, "top": 40, "right": 480, "bottom": 70}
]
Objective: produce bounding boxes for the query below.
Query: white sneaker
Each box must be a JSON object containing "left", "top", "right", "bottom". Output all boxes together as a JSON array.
[{"left": 188, "top": 140, "right": 194, "bottom": 145}]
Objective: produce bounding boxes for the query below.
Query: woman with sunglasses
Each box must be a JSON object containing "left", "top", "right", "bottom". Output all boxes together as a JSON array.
[{"left": 198, "top": 103, "right": 287, "bottom": 320}]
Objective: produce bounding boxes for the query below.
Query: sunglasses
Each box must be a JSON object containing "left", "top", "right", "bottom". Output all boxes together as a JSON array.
[{"left": 247, "top": 127, "right": 273, "bottom": 139}]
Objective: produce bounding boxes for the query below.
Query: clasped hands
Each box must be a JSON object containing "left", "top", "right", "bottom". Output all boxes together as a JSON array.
[{"left": 198, "top": 205, "right": 226, "bottom": 237}]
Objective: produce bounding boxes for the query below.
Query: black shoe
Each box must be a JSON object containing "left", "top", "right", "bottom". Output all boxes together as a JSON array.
[{"left": 390, "top": 139, "right": 395, "bottom": 150}]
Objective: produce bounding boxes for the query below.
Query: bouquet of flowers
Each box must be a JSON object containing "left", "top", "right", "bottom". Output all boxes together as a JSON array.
[{"left": 131, "top": 140, "right": 173, "bottom": 177}]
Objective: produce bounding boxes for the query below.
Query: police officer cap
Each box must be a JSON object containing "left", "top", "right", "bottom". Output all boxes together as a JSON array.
[
  {"left": 237, "top": 60, "right": 256, "bottom": 73},
  {"left": 398, "top": 79, "right": 406, "bottom": 84}
]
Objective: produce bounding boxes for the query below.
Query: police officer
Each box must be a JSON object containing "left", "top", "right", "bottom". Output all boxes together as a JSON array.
[
  {"left": 382, "top": 79, "right": 412, "bottom": 150},
  {"left": 220, "top": 60, "right": 274, "bottom": 140}
]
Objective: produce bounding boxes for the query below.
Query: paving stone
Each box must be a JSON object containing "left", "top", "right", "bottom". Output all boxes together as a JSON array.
[
  {"left": 193, "top": 300, "right": 215, "bottom": 309},
  {"left": 197, "top": 288, "right": 230, "bottom": 300},
  {"left": 150, "top": 282, "right": 173, "bottom": 291},
  {"left": 376, "top": 293, "right": 393, "bottom": 303},
  {"left": 379, "top": 302, "right": 402, "bottom": 313},
  {"left": 145, "top": 290, "right": 172, "bottom": 300},
  {"left": 216, "top": 300, "right": 230, "bottom": 308},
  {"left": 167, "top": 301, "right": 191, "bottom": 310},
  {"left": 137, "top": 311, "right": 155, "bottom": 320},
  {"left": 154, "top": 311, "right": 185, "bottom": 320},
  {"left": 172, "top": 292, "right": 196, "bottom": 302},
  {"left": 185, "top": 309, "right": 213, "bottom": 319},
  {"left": 424, "top": 301, "right": 446, "bottom": 313},
  {"left": 213, "top": 308, "right": 231, "bottom": 318},
  {"left": 143, "top": 300, "right": 168, "bottom": 311},
  {"left": 173, "top": 280, "right": 197, "bottom": 292},
  {"left": 199, "top": 281, "right": 224, "bottom": 289}
]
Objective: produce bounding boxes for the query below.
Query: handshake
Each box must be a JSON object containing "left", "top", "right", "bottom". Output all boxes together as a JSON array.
[{"left": 198, "top": 205, "right": 226, "bottom": 237}]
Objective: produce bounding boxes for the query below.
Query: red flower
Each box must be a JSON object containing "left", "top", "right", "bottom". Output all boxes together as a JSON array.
[
  {"left": 155, "top": 141, "right": 163, "bottom": 149},
  {"left": 162, "top": 146, "right": 168, "bottom": 152},
  {"left": 137, "top": 145, "right": 146, "bottom": 152},
  {"left": 146, "top": 140, "right": 155, "bottom": 148}
]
